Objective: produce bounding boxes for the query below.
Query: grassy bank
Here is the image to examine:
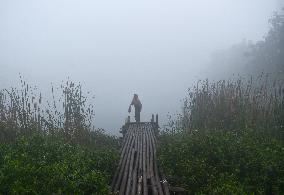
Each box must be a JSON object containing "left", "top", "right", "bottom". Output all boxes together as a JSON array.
[
  {"left": 159, "top": 75, "right": 284, "bottom": 194},
  {"left": 0, "top": 79, "right": 120, "bottom": 194}
]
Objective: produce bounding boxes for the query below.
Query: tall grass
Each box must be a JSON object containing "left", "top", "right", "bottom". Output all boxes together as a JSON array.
[
  {"left": 173, "top": 74, "right": 284, "bottom": 137},
  {"left": 0, "top": 76, "right": 95, "bottom": 144},
  {"left": 0, "top": 77, "right": 120, "bottom": 194},
  {"left": 159, "top": 74, "right": 284, "bottom": 193}
]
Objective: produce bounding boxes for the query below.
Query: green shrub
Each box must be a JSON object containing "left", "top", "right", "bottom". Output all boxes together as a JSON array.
[
  {"left": 158, "top": 130, "right": 284, "bottom": 194},
  {"left": 0, "top": 135, "right": 119, "bottom": 194}
]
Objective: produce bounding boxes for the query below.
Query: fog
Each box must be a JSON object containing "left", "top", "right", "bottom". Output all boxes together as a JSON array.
[{"left": 0, "top": 0, "right": 279, "bottom": 134}]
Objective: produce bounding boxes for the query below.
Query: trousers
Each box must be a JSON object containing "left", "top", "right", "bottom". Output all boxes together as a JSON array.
[{"left": 135, "top": 108, "right": 140, "bottom": 122}]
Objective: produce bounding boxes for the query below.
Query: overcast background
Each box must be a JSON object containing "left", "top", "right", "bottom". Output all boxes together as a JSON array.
[{"left": 0, "top": 0, "right": 282, "bottom": 134}]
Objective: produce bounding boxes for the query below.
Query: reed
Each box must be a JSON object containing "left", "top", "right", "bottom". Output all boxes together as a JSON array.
[
  {"left": 0, "top": 77, "right": 95, "bottom": 144},
  {"left": 174, "top": 74, "right": 284, "bottom": 137}
]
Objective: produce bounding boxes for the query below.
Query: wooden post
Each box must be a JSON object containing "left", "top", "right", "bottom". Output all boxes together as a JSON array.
[
  {"left": 127, "top": 116, "right": 130, "bottom": 123},
  {"left": 155, "top": 114, "right": 159, "bottom": 125},
  {"left": 151, "top": 114, "right": 154, "bottom": 122}
]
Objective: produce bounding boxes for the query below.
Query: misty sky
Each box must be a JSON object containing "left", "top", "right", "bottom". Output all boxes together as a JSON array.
[{"left": 0, "top": 0, "right": 280, "bottom": 134}]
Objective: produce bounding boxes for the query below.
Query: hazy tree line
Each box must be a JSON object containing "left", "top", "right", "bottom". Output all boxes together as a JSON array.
[{"left": 210, "top": 11, "right": 284, "bottom": 78}]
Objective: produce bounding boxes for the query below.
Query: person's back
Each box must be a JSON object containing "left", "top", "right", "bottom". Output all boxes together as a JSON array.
[{"left": 128, "top": 94, "right": 142, "bottom": 122}]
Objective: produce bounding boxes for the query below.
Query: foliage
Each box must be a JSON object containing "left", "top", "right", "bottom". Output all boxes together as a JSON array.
[
  {"left": 160, "top": 75, "right": 284, "bottom": 194},
  {"left": 0, "top": 77, "right": 95, "bottom": 144},
  {"left": 251, "top": 12, "right": 284, "bottom": 74},
  {"left": 0, "top": 78, "right": 120, "bottom": 194},
  {"left": 170, "top": 75, "right": 284, "bottom": 139},
  {"left": 158, "top": 130, "right": 284, "bottom": 194},
  {"left": 87, "top": 129, "right": 120, "bottom": 151},
  {"left": 208, "top": 12, "right": 284, "bottom": 78},
  {"left": 0, "top": 135, "right": 119, "bottom": 194}
]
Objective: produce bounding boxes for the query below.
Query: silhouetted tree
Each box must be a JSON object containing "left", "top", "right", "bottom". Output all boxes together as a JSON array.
[
  {"left": 209, "top": 10, "right": 284, "bottom": 78},
  {"left": 251, "top": 12, "right": 284, "bottom": 74}
]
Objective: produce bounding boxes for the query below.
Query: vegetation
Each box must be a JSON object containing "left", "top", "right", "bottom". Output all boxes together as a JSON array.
[
  {"left": 0, "top": 77, "right": 96, "bottom": 143},
  {"left": 0, "top": 135, "right": 118, "bottom": 194},
  {"left": 251, "top": 12, "right": 284, "bottom": 74},
  {"left": 209, "top": 12, "right": 284, "bottom": 78},
  {"left": 179, "top": 74, "right": 283, "bottom": 137},
  {"left": 158, "top": 75, "right": 284, "bottom": 194},
  {"left": 0, "top": 78, "right": 119, "bottom": 194},
  {"left": 0, "top": 10, "right": 283, "bottom": 195},
  {"left": 159, "top": 130, "right": 284, "bottom": 194}
]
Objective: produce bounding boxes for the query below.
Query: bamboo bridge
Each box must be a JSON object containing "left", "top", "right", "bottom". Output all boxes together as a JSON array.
[{"left": 111, "top": 115, "right": 181, "bottom": 195}]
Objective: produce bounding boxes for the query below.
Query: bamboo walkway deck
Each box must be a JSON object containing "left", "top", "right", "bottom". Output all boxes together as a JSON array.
[{"left": 111, "top": 120, "right": 170, "bottom": 195}]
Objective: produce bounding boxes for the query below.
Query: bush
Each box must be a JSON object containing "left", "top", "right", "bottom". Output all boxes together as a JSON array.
[
  {"left": 0, "top": 135, "right": 119, "bottom": 194},
  {"left": 158, "top": 130, "right": 284, "bottom": 194}
]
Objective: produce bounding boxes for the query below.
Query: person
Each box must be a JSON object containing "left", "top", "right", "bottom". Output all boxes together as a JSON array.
[{"left": 128, "top": 94, "right": 142, "bottom": 122}]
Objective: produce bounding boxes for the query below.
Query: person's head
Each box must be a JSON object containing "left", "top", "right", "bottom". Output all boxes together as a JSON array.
[{"left": 134, "top": 94, "right": 138, "bottom": 99}]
